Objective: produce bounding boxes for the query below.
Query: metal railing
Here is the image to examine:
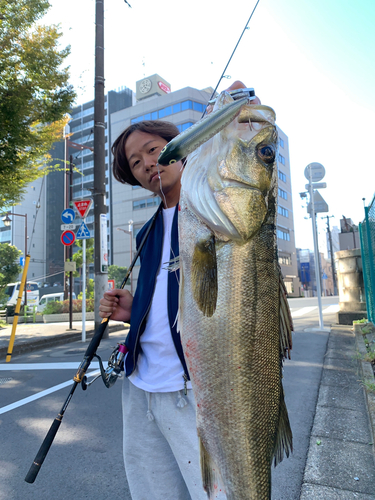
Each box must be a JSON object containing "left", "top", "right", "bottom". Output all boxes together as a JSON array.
[{"left": 359, "top": 194, "right": 375, "bottom": 323}]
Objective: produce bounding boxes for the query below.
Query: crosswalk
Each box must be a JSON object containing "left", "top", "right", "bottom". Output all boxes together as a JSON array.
[{"left": 290, "top": 304, "right": 339, "bottom": 318}]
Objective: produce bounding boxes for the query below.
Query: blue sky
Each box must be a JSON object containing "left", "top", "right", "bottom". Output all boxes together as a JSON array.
[{"left": 45, "top": 0, "right": 375, "bottom": 251}]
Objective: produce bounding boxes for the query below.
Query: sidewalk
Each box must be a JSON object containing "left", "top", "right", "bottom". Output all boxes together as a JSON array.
[
  {"left": 0, "top": 320, "right": 128, "bottom": 360},
  {"left": 1, "top": 319, "right": 375, "bottom": 498},
  {"left": 300, "top": 324, "right": 375, "bottom": 499}
]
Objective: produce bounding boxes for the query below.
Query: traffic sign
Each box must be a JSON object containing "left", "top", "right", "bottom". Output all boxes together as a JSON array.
[
  {"left": 307, "top": 190, "right": 329, "bottom": 215},
  {"left": 61, "top": 230, "right": 76, "bottom": 246},
  {"left": 20, "top": 257, "right": 25, "bottom": 267},
  {"left": 304, "top": 162, "right": 325, "bottom": 182},
  {"left": 61, "top": 224, "right": 76, "bottom": 230},
  {"left": 61, "top": 208, "right": 75, "bottom": 224},
  {"left": 76, "top": 221, "right": 91, "bottom": 239},
  {"left": 74, "top": 199, "right": 92, "bottom": 218},
  {"left": 322, "top": 272, "right": 328, "bottom": 280}
]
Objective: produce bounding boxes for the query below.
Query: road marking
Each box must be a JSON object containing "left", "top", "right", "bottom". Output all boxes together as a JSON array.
[
  {"left": 291, "top": 306, "right": 318, "bottom": 317},
  {"left": 0, "top": 362, "right": 101, "bottom": 371},
  {"left": 323, "top": 304, "right": 340, "bottom": 314},
  {"left": 0, "top": 369, "right": 101, "bottom": 415}
]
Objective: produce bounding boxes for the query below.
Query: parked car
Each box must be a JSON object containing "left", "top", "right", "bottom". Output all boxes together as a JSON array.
[{"left": 37, "top": 292, "right": 76, "bottom": 313}]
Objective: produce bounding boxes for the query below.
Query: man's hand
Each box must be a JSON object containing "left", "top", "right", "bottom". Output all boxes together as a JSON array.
[{"left": 99, "top": 289, "right": 133, "bottom": 323}]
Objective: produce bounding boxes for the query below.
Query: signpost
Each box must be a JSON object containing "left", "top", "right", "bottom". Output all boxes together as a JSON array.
[
  {"left": 304, "top": 163, "right": 329, "bottom": 330},
  {"left": 74, "top": 200, "right": 92, "bottom": 219},
  {"left": 61, "top": 209, "right": 75, "bottom": 224}
]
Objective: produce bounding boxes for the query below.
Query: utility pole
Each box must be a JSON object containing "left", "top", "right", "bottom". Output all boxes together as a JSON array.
[
  {"left": 93, "top": 0, "right": 108, "bottom": 333},
  {"left": 325, "top": 215, "right": 338, "bottom": 295}
]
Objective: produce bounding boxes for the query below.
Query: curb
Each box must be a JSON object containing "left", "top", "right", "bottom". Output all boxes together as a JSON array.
[
  {"left": 0, "top": 323, "right": 127, "bottom": 361},
  {"left": 354, "top": 323, "right": 375, "bottom": 445}
]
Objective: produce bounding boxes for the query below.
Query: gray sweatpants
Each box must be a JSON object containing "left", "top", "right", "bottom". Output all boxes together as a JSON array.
[{"left": 122, "top": 378, "right": 226, "bottom": 500}]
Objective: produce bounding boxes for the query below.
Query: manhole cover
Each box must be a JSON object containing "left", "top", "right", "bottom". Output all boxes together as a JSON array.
[{"left": 0, "top": 378, "right": 13, "bottom": 386}]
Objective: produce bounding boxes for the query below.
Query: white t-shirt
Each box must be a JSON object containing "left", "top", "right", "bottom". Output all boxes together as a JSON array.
[{"left": 129, "top": 207, "right": 192, "bottom": 393}]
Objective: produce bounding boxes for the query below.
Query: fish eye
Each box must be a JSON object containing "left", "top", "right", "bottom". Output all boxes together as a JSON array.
[
  {"left": 257, "top": 145, "right": 275, "bottom": 164},
  {"left": 169, "top": 159, "right": 176, "bottom": 164},
  {"left": 160, "top": 146, "right": 166, "bottom": 153}
]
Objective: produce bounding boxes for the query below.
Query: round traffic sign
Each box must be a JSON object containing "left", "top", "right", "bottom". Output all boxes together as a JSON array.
[
  {"left": 61, "top": 208, "right": 76, "bottom": 224},
  {"left": 304, "top": 162, "right": 325, "bottom": 182},
  {"left": 61, "top": 230, "right": 76, "bottom": 246}
]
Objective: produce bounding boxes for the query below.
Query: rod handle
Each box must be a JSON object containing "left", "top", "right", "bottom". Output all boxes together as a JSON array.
[{"left": 25, "top": 415, "right": 62, "bottom": 483}]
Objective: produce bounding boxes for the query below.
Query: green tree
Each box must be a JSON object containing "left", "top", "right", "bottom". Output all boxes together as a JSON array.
[
  {"left": 0, "top": 243, "right": 22, "bottom": 302},
  {"left": 0, "top": 0, "right": 76, "bottom": 209},
  {"left": 108, "top": 265, "right": 128, "bottom": 288},
  {"left": 72, "top": 238, "right": 94, "bottom": 296}
]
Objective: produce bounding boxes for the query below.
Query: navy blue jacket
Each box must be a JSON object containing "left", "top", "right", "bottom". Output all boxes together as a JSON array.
[{"left": 124, "top": 203, "right": 190, "bottom": 383}]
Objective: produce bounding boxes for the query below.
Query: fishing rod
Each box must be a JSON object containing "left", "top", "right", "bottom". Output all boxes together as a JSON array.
[
  {"left": 25, "top": 203, "right": 163, "bottom": 484},
  {"left": 206, "top": 0, "right": 261, "bottom": 106}
]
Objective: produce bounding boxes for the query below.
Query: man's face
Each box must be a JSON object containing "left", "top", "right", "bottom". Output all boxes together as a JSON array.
[{"left": 125, "top": 131, "right": 183, "bottom": 206}]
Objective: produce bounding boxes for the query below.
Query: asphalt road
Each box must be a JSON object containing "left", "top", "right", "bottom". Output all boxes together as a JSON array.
[{"left": 0, "top": 296, "right": 339, "bottom": 500}]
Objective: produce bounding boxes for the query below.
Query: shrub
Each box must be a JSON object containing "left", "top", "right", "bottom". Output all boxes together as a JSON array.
[{"left": 43, "top": 301, "right": 64, "bottom": 315}]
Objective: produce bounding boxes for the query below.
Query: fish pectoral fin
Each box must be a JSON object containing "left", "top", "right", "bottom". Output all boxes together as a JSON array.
[
  {"left": 199, "top": 437, "right": 221, "bottom": 499},
  {"left": 192, "top": 235, "right": 218, "bottom": 317},
  {"left": 279, "top": 267, "right": 293, "bottom": 360},
  {"left": 273, "top": 387, "right": 293, "bottom": 467}
]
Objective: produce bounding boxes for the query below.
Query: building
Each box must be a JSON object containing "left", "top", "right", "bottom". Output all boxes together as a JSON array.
[
  {"left": 111, "top": 75, "right": 300, "bottom": 296},
  {"left": 297, "top": 248, "right": 335, "bottom": 297},
  {"left": 339, "top": 217, "right": 360, "bottom": 250}
]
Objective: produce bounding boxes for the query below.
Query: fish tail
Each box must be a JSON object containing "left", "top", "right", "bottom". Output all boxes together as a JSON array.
[{"left": 272, "top": 386, "right": 293, "bottom": 467}]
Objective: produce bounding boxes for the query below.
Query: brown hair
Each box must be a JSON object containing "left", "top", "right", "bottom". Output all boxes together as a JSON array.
[{"left": 112, "top": 120, "right": 180, "bottom": 186}]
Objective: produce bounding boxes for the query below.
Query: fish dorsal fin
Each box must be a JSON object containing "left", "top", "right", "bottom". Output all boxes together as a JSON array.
[
  {"left": 279, "top": 268, "right": 293, "bottom": 360},
  {"left": 199, "top": 437, "right": 222, "bottom": 499},
  {"left": 192, "top": 235, "right": 218, "bottom": 317},
  {"left": 272, "top": 386, "right": 293, "bottom": 467}
]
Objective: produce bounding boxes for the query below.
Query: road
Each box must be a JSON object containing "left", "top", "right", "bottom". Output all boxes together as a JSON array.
[{"left": 0, "top": 296, "right": 340, "bottom": 500}]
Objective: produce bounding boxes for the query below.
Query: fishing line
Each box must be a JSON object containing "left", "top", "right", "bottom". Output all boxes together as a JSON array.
[{"left": 204, "top": 0, "right": 261, "bottom": 112}]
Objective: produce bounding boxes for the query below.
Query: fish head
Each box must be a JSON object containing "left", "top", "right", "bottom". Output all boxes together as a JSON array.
[{"left": 181, "top": 92, "right": 278, "bottom": 242}]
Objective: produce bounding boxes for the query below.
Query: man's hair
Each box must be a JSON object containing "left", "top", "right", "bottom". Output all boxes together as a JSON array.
[{"left": 112, "top": 120, "right": 180, "bottom": 186}]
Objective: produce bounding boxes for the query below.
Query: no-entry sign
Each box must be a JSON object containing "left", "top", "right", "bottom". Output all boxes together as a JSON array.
[{"left": 61, "top": 230, "right": 76, "bottom": 246}]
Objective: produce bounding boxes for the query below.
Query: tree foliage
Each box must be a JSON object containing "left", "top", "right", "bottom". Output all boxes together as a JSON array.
[
  {"left": 0, "top": 243, "right": 22, "bottom": 302},
  {"left": 108, "top": 265, "right": 128, "bottom": 288},
  {"left": 72, "top": 238, "right": 94, "bottom": 278},
  {"left": 0, "top": 0, "right": 76, "bottom": 209}
]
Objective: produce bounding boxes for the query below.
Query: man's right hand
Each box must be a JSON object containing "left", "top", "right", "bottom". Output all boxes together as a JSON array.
[{"left": 99, "top": 289, "right": 133, "bottom": 323}]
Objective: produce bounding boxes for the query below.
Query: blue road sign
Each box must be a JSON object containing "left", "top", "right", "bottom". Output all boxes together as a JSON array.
[
  {"left": 322, "top": 272, "right": 328, "bottom": 280},
  {"left": 76, "top": 221, "right": 91, "bottom": 239},
  {"left": 20, "top": 257, "right": 25, "bottom": 267},
  {"left": 61, "top": 208, "right": 75, "bottom": 224},
  {"left": 300, "top": 262, "right": 310, "bottom": 283},
  {"left": 61, "top": 230, "right": 75, "bottom": 246}
]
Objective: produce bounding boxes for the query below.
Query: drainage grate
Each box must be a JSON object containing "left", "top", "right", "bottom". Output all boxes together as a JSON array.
[{"left": 0, "top": 377, "right": 13, "bottom": 386}]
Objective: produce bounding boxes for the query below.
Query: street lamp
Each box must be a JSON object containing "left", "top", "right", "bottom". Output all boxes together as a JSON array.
[
  {"left": 117, "top": 219, "right": 134, "bottom": 294},
  {"left": 2, "top": 212, "right": 28, "bottom": 305}
]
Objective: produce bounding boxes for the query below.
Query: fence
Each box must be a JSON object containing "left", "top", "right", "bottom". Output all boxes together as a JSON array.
[{"left": 359, "top": 194, "right": 375, "bottom": 324}]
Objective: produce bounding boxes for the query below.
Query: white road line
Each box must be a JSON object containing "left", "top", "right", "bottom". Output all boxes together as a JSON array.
[
  {"left": 0, "top": 362, "right": 101, "bottom": 371},
  {"left": 0, "top": 369, "right": 101, "bottom": 415},
  {"left": 291, "top": 306, "right": 318, "bottom": 318},
  {"left": 323, "top": 304, "right": 340, "bottom": 314}
]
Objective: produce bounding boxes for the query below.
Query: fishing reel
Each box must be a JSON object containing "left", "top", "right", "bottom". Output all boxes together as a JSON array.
[
  {"left": 81, "top": 343, "right": 127, "bottom": 390},
  {"left": 207, "top": 87, "right": 256, "bottom": 105}
]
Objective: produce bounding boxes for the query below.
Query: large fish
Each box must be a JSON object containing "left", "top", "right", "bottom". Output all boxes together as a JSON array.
[{"left": 165, "top": 92, "right": 293, "bottom": 499}]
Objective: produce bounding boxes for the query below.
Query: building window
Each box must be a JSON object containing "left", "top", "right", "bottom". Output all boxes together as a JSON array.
[
  {"left": 278, "top": 254, "right": 291, "bottom": 265},
  {"left": 181, "top": 100, "right": 193, "bottom": 111},
  {"left": 278, "top": 205, "right": 289, "bottom": 218},
  {"left": 278, "top": 154, "right": 285, "bottom": 165},
  {"left": 278, "top": 170, "right": 286, "bottom": 183},
  {"left": 278, "top": 188, "right": 287, "bottom": 200},
  {"left": 279, "top": 138, "right": 284, "bottom": 148},
  {"left": 133, "top": 197, "right": 159, "bottom": 210},
  {"left": 130, "top": 100, "right": 206, "bottom": 124},
  {"left": 277, "top": 228, "right": 290, "bottom": 241}
]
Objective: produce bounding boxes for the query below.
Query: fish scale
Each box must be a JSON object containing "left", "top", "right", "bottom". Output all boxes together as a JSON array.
[{"left": 176, "top": 92, "right": 293, "bottom": 499}]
